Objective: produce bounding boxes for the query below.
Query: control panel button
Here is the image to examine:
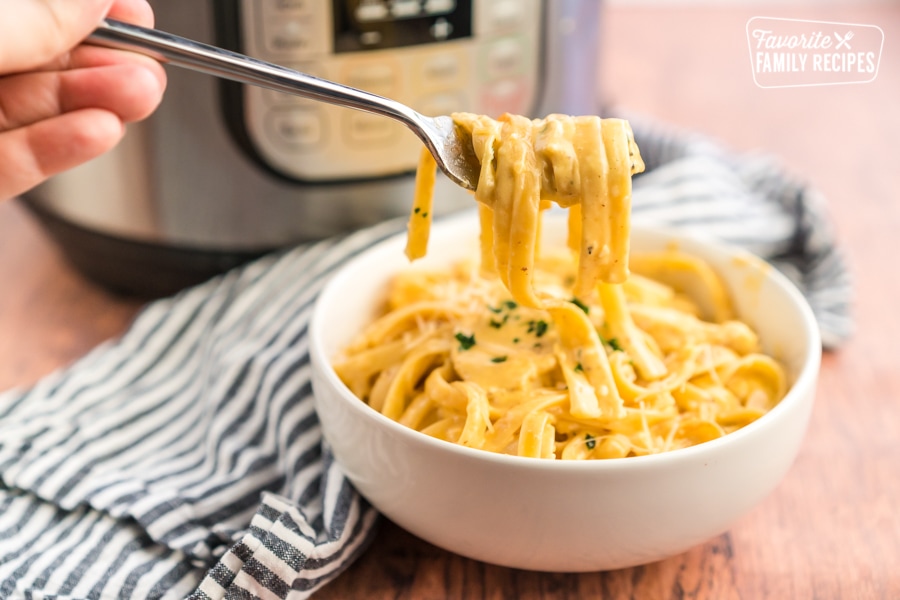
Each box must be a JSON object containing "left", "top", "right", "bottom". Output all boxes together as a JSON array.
[
  {"left": 264, "top": 0, "right": 314, "bottom": 15},
  {"left": 425, "top": 0, "right": 457, "bottom": 15},
  {"left": 392, "top": 0, "right": 422, "bottom": 19},
  {"left": 425, "top": 0, "right": 456, "bottom": 15},
  {"left": 355, "top": 3, "right": 389, "bottom": 22},
  {"left": 482, "top": 37, "right": 526, "bottom": 81},
  {"left": 344, "top": 62, "right": 399, "bottom": 95},
  {"left": 344, "top": 112, "right": 399, "bottom": 146},
  {"left": 430, "top": 18, "right": 454, "bottom": 41},
  {"left": 416, "top": 92, "right": 468, "bottom": 116},
  {"left": 481, "top": 78, "right": 530, "bottom": 116},
  {"left": 487, "top": 0, "right": 522, "bottom": 31},
  {"left": 360, "top": 31, "right": 384, "bottom": 46},
  {"left": 415, "top": 49, "right": 467, "bottom": 91},
  {"left": 265, "top": 108, "right": 325, "bottom": 151},
  {"left": 263, "top": 17, "right": 318, "bottom": 54},
  {"left": 254, "top": 0, "right": 330, "bottom": 58}
]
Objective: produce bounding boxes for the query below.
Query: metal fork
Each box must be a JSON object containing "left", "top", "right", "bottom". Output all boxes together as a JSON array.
[{"left": 87, "top": 19, "right": 480, "bottom": 191}]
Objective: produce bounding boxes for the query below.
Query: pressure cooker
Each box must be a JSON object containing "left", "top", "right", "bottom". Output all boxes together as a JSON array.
[{"left": 22, "top": 0, "right": 603, "bottom": 296}]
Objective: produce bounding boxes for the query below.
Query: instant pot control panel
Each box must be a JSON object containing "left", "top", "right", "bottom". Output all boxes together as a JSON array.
[{"left": 221, "top": 0, "right": 543, "bottom": 182}]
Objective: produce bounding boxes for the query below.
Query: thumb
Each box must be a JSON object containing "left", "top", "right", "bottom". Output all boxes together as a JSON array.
[{"left": 0, "top": 0, "right": 115, "bottom": 75}]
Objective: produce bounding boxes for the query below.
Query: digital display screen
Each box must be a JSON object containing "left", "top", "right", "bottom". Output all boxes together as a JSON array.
[{"left": 333, "top": 0, "right": 472, "bottom": 53}]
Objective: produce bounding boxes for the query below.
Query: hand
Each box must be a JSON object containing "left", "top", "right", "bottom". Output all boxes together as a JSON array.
[{"left": 0, "top": 0, "right": 167, "bottom": 201}]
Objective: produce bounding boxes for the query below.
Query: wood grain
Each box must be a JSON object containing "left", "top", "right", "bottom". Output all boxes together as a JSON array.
[
  {"left": 1, "top": 4, "right": 898, "bottom": 599},
  {"left": 0, "top": 201, "right": 143, "bottom": 391}
]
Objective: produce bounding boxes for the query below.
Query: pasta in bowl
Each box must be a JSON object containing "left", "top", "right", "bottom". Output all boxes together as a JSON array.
[{"left": 309, "top": 212, "right": 820, "bottom": 571}]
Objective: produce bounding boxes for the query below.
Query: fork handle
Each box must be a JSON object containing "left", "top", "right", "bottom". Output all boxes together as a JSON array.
[{"left": 88, "top": 19, "right": 423, "bottom": 133}]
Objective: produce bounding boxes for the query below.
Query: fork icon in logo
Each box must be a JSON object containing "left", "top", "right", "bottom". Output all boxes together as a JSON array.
[{"left": 834, "top": 31, "right": 854, "bottom": 49}]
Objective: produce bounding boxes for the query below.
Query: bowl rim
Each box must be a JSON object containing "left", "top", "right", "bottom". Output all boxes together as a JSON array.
[{"left": 309, "top": 212, "right": 822, "bottom": 473}]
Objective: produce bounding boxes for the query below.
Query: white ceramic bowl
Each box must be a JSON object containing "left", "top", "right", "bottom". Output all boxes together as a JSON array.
[{"left": 309, "top": 210, "right": 820, "bottom": 572}]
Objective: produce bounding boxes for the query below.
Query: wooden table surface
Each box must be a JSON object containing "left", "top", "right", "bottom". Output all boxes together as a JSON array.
[{"left": 2, "top": 4, "right": 898, "bottom": 599}]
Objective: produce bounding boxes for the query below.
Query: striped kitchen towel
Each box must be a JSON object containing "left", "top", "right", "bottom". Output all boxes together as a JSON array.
[{"left": 0, "top": 119, "right": 852, "bottom": 599}]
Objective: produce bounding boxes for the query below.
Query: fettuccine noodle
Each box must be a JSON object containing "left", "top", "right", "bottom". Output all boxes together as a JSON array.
[{"left": 336, "top": 113, "right": 787, "bottom": 459}]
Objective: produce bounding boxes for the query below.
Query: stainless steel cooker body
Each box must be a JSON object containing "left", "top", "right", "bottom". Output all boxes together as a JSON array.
[{"left": 23, "top": 0, "right": 602, "bottom": 295}]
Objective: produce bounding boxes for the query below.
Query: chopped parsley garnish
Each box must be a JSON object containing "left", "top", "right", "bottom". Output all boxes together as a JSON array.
[
  {"left": 585, "top": 433, "right": 597, "bottom": 450},
  {"left": 414, "top": 207, "right": 420, "bottom": 214},
  {"left": 512, "top": 337, "right": 520, "bottom": 344},
  {"left": 421, "top": 212, "right": 428, "bottom": 218},
  {"left": 527, "top": 319, "right": 548, "bottom": 338},
  {"left": 455, "top": 332, "right": 476, "bottom": 350},
  {"left": 607, "top": 337, "right": 623, "bottom": 352},
  {"left": 488, "top": 300, "right": 519, "bottom": 314},
  {"left": 571, "top": 297, "right": 590, "bottom": 314},
  {"left": 489, "top": 314, "right": 510, "bottom": 329},
  {"left": 574, "top": 362, "right": 584, "bottom": 373},
  {"left": 491, "top": 356, "right": 508, "bottom": 363}
]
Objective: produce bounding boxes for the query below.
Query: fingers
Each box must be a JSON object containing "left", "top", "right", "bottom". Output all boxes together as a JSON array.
[
  {"left": 0, "top": 0, "right": 162, "bottom": 201},
  {"left": 62, "top": 45, "right": 166, "bottom": 88},
  {"left": 0, "top": 0, "right": 155, "bottom": 76},
  {"left": 107, "top": 0, "right": 155, "bottom": 27},
  {"left": 0, "top": 109, "right": 124, "bottom": 201},
  {"left": 35, "top": 0, "right": 166, "bottom": 100},
  {"left": 0, "top": 62, "right": 165, "bottom": 131},
  {"left": 65, "top": 62, "right": 165, "bottom": 122},
  {"left": 0, "top": 0, "right": 114, "bottom": 75}
]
